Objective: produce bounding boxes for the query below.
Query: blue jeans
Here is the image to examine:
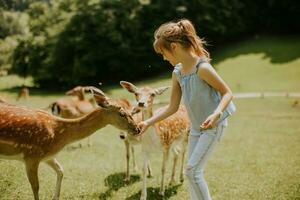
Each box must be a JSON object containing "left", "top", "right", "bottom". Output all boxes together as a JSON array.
[{"left": 185, "top": 125, "right": 225, "bottom": 200}]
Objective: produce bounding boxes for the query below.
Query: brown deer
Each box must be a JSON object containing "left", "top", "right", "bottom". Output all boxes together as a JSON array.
[
  {"left": 99, "top": 95, "right": 151, "bottom": 182},
  {"left": 0, "top": 91, "right": 140, "bottom": 200},
  {"left": 120, "top": 81, "right": 190, "bottom": 200},
  {"left": 49, "top": 86, "right": 97, "bottom": 147},
  {"left": 50, "top": 86, "right": 96, "bottom": 118},
  {"left": 17, "top": 86, "right": 29, "bottom": 101}
]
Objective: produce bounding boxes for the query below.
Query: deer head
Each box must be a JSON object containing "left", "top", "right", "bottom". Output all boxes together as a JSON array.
[
  {"left": 120, "top": 81, "right": 170, "bottom": 111},
  {"left": 86, "top": 86, "right": 140, "bottom": 135}
]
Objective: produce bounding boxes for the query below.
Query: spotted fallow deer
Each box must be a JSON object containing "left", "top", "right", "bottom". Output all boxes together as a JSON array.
[
  {"left": 93, "top": 92, "right": 151, "bottom": 182},
  {"left": 120, "top": 81, "right": 190, "bottom": 200},
  {"left": 108, "top": 98, "right": 144, "bottom": 182},
  {"left": 50, "top": 86, "right": 96, "bottom": 118},
  {"left": 0, "top": 92, "right": 139, "bottom": 200},
  {"left": 49, "top": 86, "right": 97, "bottom": 147}
]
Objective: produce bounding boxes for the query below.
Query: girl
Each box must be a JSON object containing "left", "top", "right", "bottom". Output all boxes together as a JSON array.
[{"left": 138, "top": 19, "right": 236, "bottom": 200}]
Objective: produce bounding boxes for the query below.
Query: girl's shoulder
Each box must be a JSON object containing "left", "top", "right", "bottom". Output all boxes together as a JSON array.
[
  {"left": 197, "top": 58, "right": 212, "bottom": 70},
  {"left": 173, "top": 63, "right": 182, "bottom": 83},
  {"left": 197, "top": 59, "right": 215, "bottom": 75},
  {"left": 173, "top": 63, "right": 182, "bottom": 76},
  {"left": 173, "top": 63, "right": 182, "bottom": 71}
]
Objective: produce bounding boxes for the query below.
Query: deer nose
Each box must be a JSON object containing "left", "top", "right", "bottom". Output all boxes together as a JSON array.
[
  {"left": 119, "top": 135, "right": 125, "bottom": 139},
  {"left": 138, "top": 102, "right": 145, "bottom": 107}
]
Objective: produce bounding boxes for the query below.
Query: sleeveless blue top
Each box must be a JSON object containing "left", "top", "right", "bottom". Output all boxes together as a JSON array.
[{"left": 173, "top": 58, "right": 236, "bottom": 136}]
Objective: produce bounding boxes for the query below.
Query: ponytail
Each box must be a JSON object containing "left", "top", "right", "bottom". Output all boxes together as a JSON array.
[{"left": 153, "top": 19, "right": 210, "bottom": 60}]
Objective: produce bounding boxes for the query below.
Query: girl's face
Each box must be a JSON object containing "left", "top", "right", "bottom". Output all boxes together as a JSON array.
[
  {"left": 160, "top": 44, "right": 179, "bottom": 66},
  {"left": 161, "top": 49, "right": 175, "bottom": 66}
]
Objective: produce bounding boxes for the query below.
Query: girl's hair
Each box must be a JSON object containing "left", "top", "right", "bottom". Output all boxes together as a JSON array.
[{"left": 153, "top": 19, "right": 210, "bottom": 59}]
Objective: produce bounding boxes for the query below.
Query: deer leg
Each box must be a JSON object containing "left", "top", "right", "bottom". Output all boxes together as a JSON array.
[
  {"left": 147, "top": 160, "right": 153, "bottom": 178},
  {"left": 87, "top": 136, "right": 91, "bottom": 147},
  {"left": 159, "top": 149, "right": 169, "bottom": 196},
  {"left": 46, "top": 158, "right": 64, "bottom": 200},
  {"left": 25, "top": 159, "right": 40, "bottom": 200},
  {"left": 180, "top": 140, "right": 188, "bottom": 183},
  {"left": 124, "top": 139, "right": 130, "bottom": 182},
  {"left": 131, "top": 145, "right": 139, "bottom": 173},
  {"left": 140, "top": 155, "right": 148, "bottom": 200},
  {"left": 169, "top": 153, "right": 178, "bottom": 185}
]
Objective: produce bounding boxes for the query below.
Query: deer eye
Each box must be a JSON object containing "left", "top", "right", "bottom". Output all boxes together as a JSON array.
[
  {"left": 150, "top": 93, "right": 155, "bottom": 97},
  {"left": 119, "top": 111, "right": 126, "bottom": 117}
]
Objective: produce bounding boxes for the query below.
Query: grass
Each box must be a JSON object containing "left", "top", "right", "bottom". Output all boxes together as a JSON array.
[
  {"left": 0, "top": 98, "right": 299, "bottom": 200},
  {"left": 212, "top": 35, "right": 300, "bottom": 93},
  {"left": 0, "top": 35, "right": 300, "bottom": 200}
]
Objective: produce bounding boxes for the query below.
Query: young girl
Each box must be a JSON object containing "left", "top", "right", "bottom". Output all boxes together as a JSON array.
[{"left": 138, "top": 19, "right": 236, "bottom": 200}]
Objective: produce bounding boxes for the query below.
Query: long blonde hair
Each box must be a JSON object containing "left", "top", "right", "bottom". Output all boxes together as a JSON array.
[{"left": 153, "top": 19, "right": 210, "bottom": 59}]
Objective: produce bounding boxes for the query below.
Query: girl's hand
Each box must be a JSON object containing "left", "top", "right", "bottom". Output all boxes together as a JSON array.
[
  {"left": 200, "top": 112, "right": 221, "bottom": 130},
  {"left": 137, "top": 121, "right": 150, "bottom": 135}
]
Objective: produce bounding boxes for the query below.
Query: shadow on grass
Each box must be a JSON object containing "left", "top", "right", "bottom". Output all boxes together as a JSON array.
[
  {"left": 125, "top": 184, "right": 181, "bottom": 200},
  {"left": 98, "top": 172, "right": 140, "bottom": 200},
  {"left": 211, "top": 35, "right": 300, "bottom": 65}
]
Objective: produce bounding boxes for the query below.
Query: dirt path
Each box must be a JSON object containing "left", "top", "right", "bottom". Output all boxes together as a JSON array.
[{"left": 233, "top": 92, "right": 300, "bottom": 98}]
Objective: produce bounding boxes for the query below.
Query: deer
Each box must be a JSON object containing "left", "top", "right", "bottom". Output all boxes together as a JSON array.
[
  {"left": 0, "top": 91, "right": 140, "bottom": 200},
  {"left": 49, "top": 86, "right": 98, "bottom": 147},
  {"left": 120, "top": 81, "right": 190, "bottom": 200},
  {"left": 50, "top": 86, "right": 96, "bottom": 118},
  {"left": 97, "top": 94, "right": 152, "bottom": 182},
  {"left": 17, "top": 85, "right": 29, "bottom": 101}
]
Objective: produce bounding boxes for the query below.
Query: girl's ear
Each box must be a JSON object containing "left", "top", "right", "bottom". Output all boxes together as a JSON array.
[{"left": 170, "top": 42, "right": 177, "bottom": 51}]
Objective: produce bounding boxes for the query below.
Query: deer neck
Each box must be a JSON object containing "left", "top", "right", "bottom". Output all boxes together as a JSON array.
[
  {"left": 58, "top": 108, "right": 110, "bottom": 144},
  {"left": 142, "top": 107, "right": 153, "bottom": 121}
]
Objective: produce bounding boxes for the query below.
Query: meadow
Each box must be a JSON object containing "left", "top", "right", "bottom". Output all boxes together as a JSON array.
[{"left": 0, "top": 35, "right": 299, "bottom": 200}]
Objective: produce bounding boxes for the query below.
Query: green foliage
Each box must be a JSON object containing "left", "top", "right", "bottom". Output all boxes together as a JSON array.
[
  {"left": 0, "top": 10, "right": 29, "bottom": 72},
  {"left": 0, "top": 11, "right": 29, "bottom": 39},
  {"left": 1, "top": 0, "right": 299, "bottom": 88}
]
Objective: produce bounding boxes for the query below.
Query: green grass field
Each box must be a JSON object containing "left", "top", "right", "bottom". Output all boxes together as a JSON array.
[{"left": 0, "top": 36, "right": 300, "bottom": 200}]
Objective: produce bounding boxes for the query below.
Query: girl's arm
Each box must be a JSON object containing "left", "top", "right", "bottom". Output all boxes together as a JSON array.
[
  {"left": 138, "top": 72, "right": 182, "bottom": 133},
  {"left": 198, "top": 63, "right": 233, "bottom": 129}
]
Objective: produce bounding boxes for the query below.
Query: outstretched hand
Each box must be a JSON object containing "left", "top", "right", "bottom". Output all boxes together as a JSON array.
[
  {"left": 137, "top": 121, "right": 150, "bottom": 135},
  {"left": 200, "top": 112, "right": 221, "bottom": 130}
]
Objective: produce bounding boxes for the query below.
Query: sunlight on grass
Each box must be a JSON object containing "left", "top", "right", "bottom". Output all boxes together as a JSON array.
[
  {"left": 0, "top": 98, "right": 299, "bottom": 200},
  {"left": 0, "top": 36, "right": 300, "bottom": 200}
]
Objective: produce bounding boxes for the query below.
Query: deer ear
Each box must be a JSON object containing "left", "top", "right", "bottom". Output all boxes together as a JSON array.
[
  {"left": 154, "top": 86, "right": 170, "bottom": 95},
  {"left": 120, "top": 81, "right": 138, "bottom": 93},
  {"left": 131, "top": 106, "right": 141, "bottom": 115},
  {"left": 93, "top": 94, "right": 110, "bottom": 108},
  {"left": 84, "top": 86, "right": 106, "bottom": 97},
  {"left": 65, "top": 88, "right": 73, "bottom": 95},
  {"left": 80, "top": 87, "right": 85, "bottom": 94},
  {"left": 84, "top": 86, "right": 110, "bottom": 107}
]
